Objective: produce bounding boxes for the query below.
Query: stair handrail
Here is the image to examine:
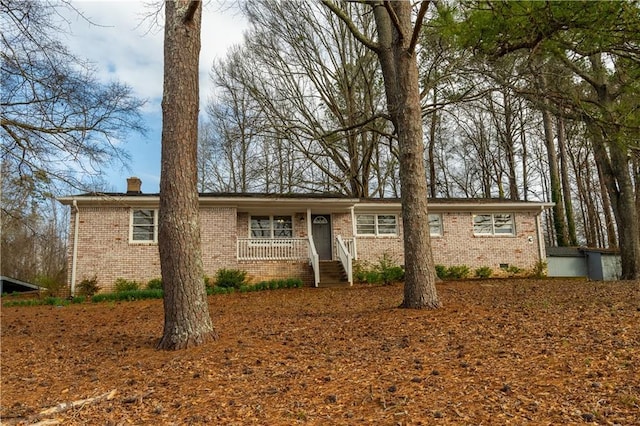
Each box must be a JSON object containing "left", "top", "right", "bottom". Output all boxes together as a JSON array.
[
  {"left": 308, "top": 235, "right": 320, "bottom": 287},
  {"left": 336, "top": 235, "right": 353, "bottom": 286}
]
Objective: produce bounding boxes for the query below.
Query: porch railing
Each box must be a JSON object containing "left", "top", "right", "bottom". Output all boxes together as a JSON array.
[
  {"left": 237, "top": 238, "right": 309, "bottom": 261},
  {"left": 336, "top": 235, "right": 353, "bottom": 285},
  {"left": 341, "top": 237, "right": 357, "bottom": 259},
  {"left": 308, "top": 235, "right": 320, "bottom": 287}
]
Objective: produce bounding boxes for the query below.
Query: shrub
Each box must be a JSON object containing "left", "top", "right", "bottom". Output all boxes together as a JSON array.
[
  {"left": 447, "top": 265, "right": 470, "bottom": 279},
  {"left": 35, "top": 274, "right": 67, "bottom": 296},
  {"left": 204, "top": 275, "right": 214, "bottom": 289},
  {"left": 435, "top": 264, "right": 448, "bottom": 279},
  {"left": 78, "top": 276, "right": 101, "bottom": 297},
  {"left": 375, "top": 253, "right": 405, "bottom": 285},
  {"left": 215, "top": 268, "right": 248, "bottom": 289},
  {"left": 506, "top": 265, "right": 523, "bottom": 277},
  {"left": 92, "top": 288, "right": 163, "bottom": 303},
  {"left": 147, "top": 278, "right": 163, "bottom": 290},
  {"left": 364, "top": 270, "right": 382, "bottom": 284},
  {"left": 531, "top": 261, "right": 547, "bottom": 278},
  {"left": 352, "top": 260, "right": 371, "bottom": 283},
  {"left": 238, "top": 278, "right": 303, "bottom": 293},
  {"left": 474, "top": 266, "right": 493, "bottom": 279},
  {"left": 435, "top": 265, "right": 470, "bottom": 279},
  {"left": 114, "top": 278, "right": 140, "bottom": 293}
]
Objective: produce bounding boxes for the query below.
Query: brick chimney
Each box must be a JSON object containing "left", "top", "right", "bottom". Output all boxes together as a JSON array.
[{"left": 126, "top": 177, "right": 142, "bottom": 194}]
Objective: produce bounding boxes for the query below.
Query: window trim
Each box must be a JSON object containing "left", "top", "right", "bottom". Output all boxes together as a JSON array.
[
  {"left": 130, "top": 209, "right": 158, "bottom": 244},
  {"left": 249, "top": 215, "right": 294, "bottom": 239},
  {"left": 356, "top": 214, "right": 398, "bottom": 236},
  {"left": 472, "top": 213, "right": 515, "bottom": 236}
]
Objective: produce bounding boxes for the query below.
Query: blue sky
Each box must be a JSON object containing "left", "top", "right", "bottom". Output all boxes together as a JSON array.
[{"left": 65, "top": 1, "right": 247, "bottom": 193}]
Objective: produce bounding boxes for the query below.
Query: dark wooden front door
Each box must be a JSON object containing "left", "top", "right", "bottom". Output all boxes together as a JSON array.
[{"left": 312, "top": 215, "right": 332, "bottom": 260}]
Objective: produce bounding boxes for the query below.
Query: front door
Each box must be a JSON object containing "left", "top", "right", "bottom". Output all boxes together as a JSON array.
[{"left": 312, "top": 215, "right": 332, "bottom": 260}]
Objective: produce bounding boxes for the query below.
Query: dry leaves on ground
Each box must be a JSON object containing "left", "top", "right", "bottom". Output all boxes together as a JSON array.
[{"left": 1, "top": 279, "right": 639, "bottom": 425}]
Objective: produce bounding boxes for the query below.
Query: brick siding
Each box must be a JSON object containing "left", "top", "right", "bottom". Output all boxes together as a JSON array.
[{"left": 66, "top": 203, "right": 544, "bottom": 293}]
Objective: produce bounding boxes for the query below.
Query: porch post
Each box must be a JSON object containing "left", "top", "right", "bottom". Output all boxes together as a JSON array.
[
  {"left": 350, "top": 206, "right": 358, "bottom": 260},
  {"left": 306, "top": 208, "right": 312, "bottom": 236}
]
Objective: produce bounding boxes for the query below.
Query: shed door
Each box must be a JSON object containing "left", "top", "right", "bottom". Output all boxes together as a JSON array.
[{"left": 312, "top": 215, "right": 332, "bottom": 260}]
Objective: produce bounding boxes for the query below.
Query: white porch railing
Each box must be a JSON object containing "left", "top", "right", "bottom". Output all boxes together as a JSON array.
[
  {"left": 336, "top": 235, "right": 353, "bottom": 285},
  {"left": 237, "top": 238, "right": 309, "bottom": 261},
  {"left": 308, "top": 235, "right": 320, "bottom": 287},
  {"left": 341, "top": 237, "right": 357, "bottom": 259}
]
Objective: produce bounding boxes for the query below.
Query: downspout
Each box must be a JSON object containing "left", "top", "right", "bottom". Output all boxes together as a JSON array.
[
  {"left": 70, "top": 199, "right": 80, "bottom": 297},
  {"left": 536, "top": 206, "right": 545, "bottom": 264},
  {"left": 350, "top": 206, "right": 358, "bottom": 260}
]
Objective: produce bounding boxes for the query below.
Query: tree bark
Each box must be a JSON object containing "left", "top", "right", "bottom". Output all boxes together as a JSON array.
[
  {"left": 157, "top": 0, "right": 217, "bottom": 350},
  {"left": 556, "top": 115, "right": 578, "bottom": 246},
  {"left": 541, "top": 106, "right": 568, "bottom": 246},
  {"left": 372, "top": 1, "right": 440, "bottom": 308}
]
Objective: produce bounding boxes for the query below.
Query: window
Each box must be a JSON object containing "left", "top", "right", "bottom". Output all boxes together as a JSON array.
[
  {"left": 131, "top": 209, "right": 157, "bottom": 243},
  {"left": 473, "top": 213, "right": 514, "bottom": 236},
  {"left": 250, "top": 215, "right": 293, "bottom": 239},
  {"left": 356, "top": 214, "right": 398, "bottom": 236},
  {"left": 429, "top": 214, "right": 443, "bottom": 236}
]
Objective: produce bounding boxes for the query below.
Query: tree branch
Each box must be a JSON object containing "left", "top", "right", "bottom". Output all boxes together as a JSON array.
[
  {"left": 383, "top": 1, "right": 404, "bottom": 41},
  {"left": 409, "top": 1, "right": 431, "bottom": 55},
  {"left": 182, "top": 0, "right": 200, "bottom": 24},
  {"left": 321, "top": 0, "right": 379, "bottom": 53}
]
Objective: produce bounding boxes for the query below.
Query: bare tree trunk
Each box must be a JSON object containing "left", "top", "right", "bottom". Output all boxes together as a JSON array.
[
  {"left": 541, "top": 107, "right": 568, "bottom": 246},
  {"left": 595, "top": 158, "right": 618, "bottom": 248},
  {"left": 427, "top": 91, "right": 438, "bottom": 198},
  {"left": 158, "top": 0, "right": 216, "bottom": 350},
  {"left": 556, "top": 115, "right": 578, "bottom": 245},
  {"left": 372, "top": 2, "right": 439, "bottom": 308},
  {"left": 591, "top": 127, "right": 640, "bottom": 279}
]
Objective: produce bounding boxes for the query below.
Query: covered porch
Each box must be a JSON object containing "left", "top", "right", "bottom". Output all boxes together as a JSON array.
[{"left": 233, "top": 203, "right": 358, "bottom": 287}]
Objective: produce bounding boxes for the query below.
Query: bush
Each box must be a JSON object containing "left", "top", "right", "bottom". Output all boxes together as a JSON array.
[
  {"left": 147, "top": 278, "right": 163, "bottom": 290},
  {"left": 92, "top": 288, "right": 163, "bottom": 303},
  {"left": 238, "top": 278, "right": 303, "bottom": 293},
  {"left": 204, "top": 275, "right": 214, "bottom": 289},
  {"left": 375, "top": 253, "right": 405, "bottom": 285},
  {"left": 435, "top": 264, "right": 448, "bottom": 279},
  {"left": 35, "top": 274, "right": 67, "bottom": 296},
  {"left": 215, "top": 268, "right": 248, "bottom": 289},
  {"left": 474, "top": 266, "right": 493, "bottom": 279},
  {"left": 531, "top": 261, "right": 547, "bottom": 278},
  {"left": 436, "top": 265, "right": 470, "bottom": 279},
  {"left": 354, "top": 254, "right": 404, "bottom": 285},
  {"left": 447, "top": 265, "right": 470, "bottom": 279},
  {"left": 78, "top": 276, "right": 101, "bottom": 296},
  {"left": 506, "top": 265, "right": 523, "bottom": 277},
  {"left": 114, "top": 278, "right": 140, "bottom": 293},
  {"left": 353, "top": 260, "right": 371, "bottom": 283}
]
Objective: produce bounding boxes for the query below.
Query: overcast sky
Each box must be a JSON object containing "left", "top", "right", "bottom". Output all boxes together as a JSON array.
[{"left": 65, "top": 1, "right": 247, "bottom": 193}]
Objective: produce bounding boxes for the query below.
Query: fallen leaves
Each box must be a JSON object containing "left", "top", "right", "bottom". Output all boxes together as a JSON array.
[{"left": 1, "top": 279, "right": 639, "bottom": 424}]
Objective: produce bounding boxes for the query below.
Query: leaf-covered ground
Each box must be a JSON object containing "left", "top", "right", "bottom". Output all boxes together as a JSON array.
[{"left": 1, "top": 279, "right": 639, "bottom": 425}]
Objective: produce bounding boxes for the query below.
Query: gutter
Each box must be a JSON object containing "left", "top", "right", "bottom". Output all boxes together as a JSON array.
[{"left": 70, "top": 199, "right": 80, "bottom": 297}]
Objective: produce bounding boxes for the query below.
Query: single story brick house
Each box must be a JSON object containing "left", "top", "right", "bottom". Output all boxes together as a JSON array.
[{"left": 58, "top": 178, "right": 552, "bottom": 294}]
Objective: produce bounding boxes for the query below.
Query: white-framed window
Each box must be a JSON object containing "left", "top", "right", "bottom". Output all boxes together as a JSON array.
[
  {"left": 250, "top": 215, "right": 293, "bottom": 239},
  {"left": 473, "top": 213, "right": 515, "bottom": 236},
  {"left": 429, "top": 213, "right": 443, "bottom": 236},
  {"left": 130, "top": 209, "right": 158, "bottom": 243},
  {"left": 356, "top": 214, "right": 398, "bottom": 236}
]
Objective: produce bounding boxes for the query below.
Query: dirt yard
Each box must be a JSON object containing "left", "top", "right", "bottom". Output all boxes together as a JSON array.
[{"left": 1, "top": 279, "right": 639, "bottom": 425}]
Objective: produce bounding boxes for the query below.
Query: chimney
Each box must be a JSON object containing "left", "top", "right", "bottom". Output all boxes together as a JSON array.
[{"left": 126, "top": 177, "right": 142, "bottom": 194}]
